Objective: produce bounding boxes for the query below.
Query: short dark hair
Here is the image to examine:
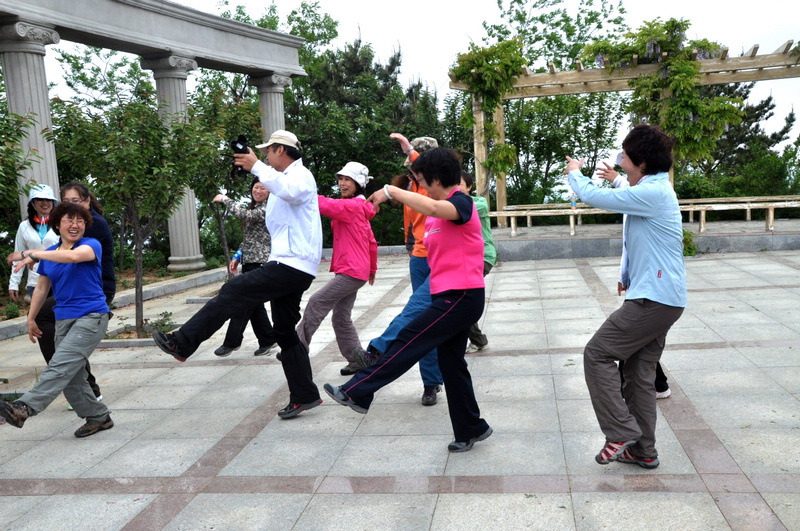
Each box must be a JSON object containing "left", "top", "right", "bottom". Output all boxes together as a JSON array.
[
  {"left": 461, "top": 170, "right": 474, "bottom": 191},
  {"left": 270, "top": 143, "right": 301, "bottom": 161},
  {"left": 409, "top": 147, "right": 463, "bottom": 188},
  {"left": 49, "top": 201, "right": 93, "bottom": 236},
  {"left": 622, "top": 124, "right": 674, "bottom": 174}
]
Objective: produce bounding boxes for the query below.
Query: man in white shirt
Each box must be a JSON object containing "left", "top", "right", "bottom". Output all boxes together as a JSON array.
[{"left": 154, "top": 130, "right": 324, "bottom": 419}]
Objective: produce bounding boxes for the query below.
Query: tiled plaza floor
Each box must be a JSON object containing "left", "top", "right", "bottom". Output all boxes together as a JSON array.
[{"left": 1, "top": 247, "right": 799, "bottom": 530}]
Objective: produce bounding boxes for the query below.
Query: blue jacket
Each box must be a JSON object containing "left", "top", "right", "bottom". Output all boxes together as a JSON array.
[{"left": 568, "top": 170, "right": 687, "bottom": 307}]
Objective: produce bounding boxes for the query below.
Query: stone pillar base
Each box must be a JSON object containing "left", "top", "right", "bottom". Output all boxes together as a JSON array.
[{"left": 167, "top": 254, "right": 206, "bottom": 272}]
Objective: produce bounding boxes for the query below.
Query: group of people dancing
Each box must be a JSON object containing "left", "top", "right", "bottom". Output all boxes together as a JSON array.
[{"left": 2, "top": 123, "right": 686, "bottom": 466}]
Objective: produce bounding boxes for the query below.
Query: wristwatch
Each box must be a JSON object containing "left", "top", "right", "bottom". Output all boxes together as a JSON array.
[{"left": 20, "top": 250, "right": 26, "bottom": 260}]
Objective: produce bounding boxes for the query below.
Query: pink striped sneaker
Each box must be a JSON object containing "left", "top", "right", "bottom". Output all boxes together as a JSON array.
[
  {"left": 617, "top": 449, "right": 660, "bottom": 469},
  {"left": 595, "top": 439, "right": 638, "bottom": 465}
]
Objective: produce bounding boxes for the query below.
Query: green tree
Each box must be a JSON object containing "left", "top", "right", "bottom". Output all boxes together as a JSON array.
[
  {"left": 49, "top": 48, "right": 222, "bottom": 336},
  {"left": 691, "top": 83, "right": 796, "bottom": 195},
  {"left": 467, "top": 0, "right": 628, "bottom": 207},
  {"left": 188, "top": 69, "right": 262, "bottom": 266},
  {"left": 216, "top": 1, "right": 442, "bottom": 247},
  {"left": 582, "top": 18, "right": 743, "bottom": 167}
]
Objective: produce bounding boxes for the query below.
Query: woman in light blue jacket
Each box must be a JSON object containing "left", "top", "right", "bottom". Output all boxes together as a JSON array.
[{"left": 565, "top": 124, "right": 686, "bottom": 470}]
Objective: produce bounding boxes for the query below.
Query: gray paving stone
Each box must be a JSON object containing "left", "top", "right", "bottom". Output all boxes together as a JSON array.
[
  {"left": 296, "top": 494, "right": 435, "bottom": 531},
  {"left": 432, "top": 493, "right": 576, "bottom": 530},
  {"left": 571, "top": 492, "right": 730, "bottom": 530},
  {"left": 165, "top": 493, "right": 313, "bottom": 531},
  {"left": 330, "top": 434, "right": 448, "bottom": 476},
  {"left": 8, "top": 494, "right": 157, "bottom": 531}
]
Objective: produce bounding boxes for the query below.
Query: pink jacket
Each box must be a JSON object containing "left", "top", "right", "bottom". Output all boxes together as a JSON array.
[{"left": 318, "top": 195, "right": 378, "bottom": 281}]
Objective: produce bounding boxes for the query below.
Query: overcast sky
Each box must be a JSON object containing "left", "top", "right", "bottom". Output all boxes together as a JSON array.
[{"left": 45, "top": 0, "right": 800, "bottom": 143}]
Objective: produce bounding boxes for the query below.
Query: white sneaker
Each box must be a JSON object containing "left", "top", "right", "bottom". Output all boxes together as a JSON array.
[
  {"left": 466, "top": 342, "right": 487, "bottom": 354},
  {"left": 96, "top": 395, "right": 103, "bottom": 402},
  {"left": 656, "top": 388, "right": 672, "bottom": 399}
]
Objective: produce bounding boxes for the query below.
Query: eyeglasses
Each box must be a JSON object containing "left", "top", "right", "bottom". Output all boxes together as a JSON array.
[
  {"left": 63, "top": 197, "right": 87, "bottom": 204},
  {"left": 62, "top": 218, "right": 86, "bottom": 226}
]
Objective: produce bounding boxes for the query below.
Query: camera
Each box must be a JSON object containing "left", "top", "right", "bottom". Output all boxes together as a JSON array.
[{"left": 230, "top": 135, "right": 249, "bottom": 178}]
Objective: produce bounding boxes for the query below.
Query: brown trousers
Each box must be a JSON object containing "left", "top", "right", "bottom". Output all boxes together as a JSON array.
[{"left": 583, "top": 298, "right": 683, "bottom": 458}]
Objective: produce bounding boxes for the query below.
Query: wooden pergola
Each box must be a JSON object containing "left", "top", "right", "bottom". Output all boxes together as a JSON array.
[{"left": 449, "top": 40, "right": 800, "bottom": 227}]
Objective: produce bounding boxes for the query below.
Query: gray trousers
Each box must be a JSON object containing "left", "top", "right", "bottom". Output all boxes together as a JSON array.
[
  {"left": 21, "top": 312, "right": 110, "bottom": 422},
  {"left": 296, "top": 273, "right": 366, "bottom": 361},
  {"left": 584, "top": 299, "right": 683, "bottom": 458}
]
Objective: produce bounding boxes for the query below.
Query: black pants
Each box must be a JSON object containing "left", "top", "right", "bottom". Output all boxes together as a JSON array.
[
  {"left": 619, "top": 360, "right": 669, "bottom": 393},
  {"left": 175, "top": 261, "right": 318, "bottom": 403},
  {"left": 35, "top": 290, "right": 113, "bottom": 399},
  {"left": 342, "top": 288, "right": 489, "bottom": 442},
  {"left": 221, "top": 262, "right": 276, "bottom": 349},
  {"left": 468, "top": 262, "right": 493, "bottom": 347}
]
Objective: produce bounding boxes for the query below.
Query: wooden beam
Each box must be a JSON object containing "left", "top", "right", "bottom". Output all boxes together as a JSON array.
[
  {"left": 575, "top": 59, "right": 583, "bottom": 72},
  {"left": 774, "top": 40, "right": 794, "bottom": 54},
  {"left": 720, "top": 48, "right": 729, "bottom": 60},
  {"left": 548, "top": 61, "right": 556, "bottom": 74},
  {"left": 745, "top": 44, "right": 760, "bottom": 57},
  {"left": 450, "top": 49, "right": 800, "bottom": 96}
]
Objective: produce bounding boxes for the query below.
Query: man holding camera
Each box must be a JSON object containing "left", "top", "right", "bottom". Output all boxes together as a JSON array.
[{"left": 154, "top": 130, "right": 324, "bottom": 419}]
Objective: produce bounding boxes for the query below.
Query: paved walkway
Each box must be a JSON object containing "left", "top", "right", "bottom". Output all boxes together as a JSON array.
[{"left": 1, "top": 250, "right": 799, "bottom": 530}]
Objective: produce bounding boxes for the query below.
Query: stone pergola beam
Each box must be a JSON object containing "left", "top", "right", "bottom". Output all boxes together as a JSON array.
[
  {"left": 0, "top": 0, "right": 307, "bottom": 271},
  {"left": 0, "top": 0, "right": 305, "bottom": 77}
]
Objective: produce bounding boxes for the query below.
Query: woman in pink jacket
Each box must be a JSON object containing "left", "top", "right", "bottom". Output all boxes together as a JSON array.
[{"left": 296, "top": 162, "right": 378, "bottom": 375}]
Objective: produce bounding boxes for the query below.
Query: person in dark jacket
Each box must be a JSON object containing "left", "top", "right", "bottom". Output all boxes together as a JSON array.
[{"left": 34, "top": 182, "right": 116, "bottom": 402}]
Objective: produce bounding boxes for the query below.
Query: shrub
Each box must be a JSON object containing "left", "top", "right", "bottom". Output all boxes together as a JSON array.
[{"left": 3, "top": 302, "right": 20, "bottom": 319}]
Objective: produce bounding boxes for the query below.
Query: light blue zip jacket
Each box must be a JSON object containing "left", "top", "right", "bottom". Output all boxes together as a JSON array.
[{"left": 568, "top": 170, "right": 687, "bottom": 308}]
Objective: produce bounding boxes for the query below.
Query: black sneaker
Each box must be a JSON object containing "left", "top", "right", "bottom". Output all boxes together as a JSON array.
[
  {"left": 153, "top": 331, "right": 187, "bottom": 362},
  {"left": 448, "top": 426, "right": 493, "bottom": 452},
  {"left": 74, "top": 415, "right": 114, "bottom": 438},
  {"left": 254, "top": 342, "right": 277, "bottom": 356},
  {"left": 340, "top": 361, "right": 361, "bottom": 375},
  {"left": 278, "top": 399, "right": 322, "bottom": 419},
  {"left": 0, "top": 400, "right": 29, "bottom": 428},
  {"left": 214, "top": 345, "right": 239, "bottom": 357},
  {"left": 421, "top": 384, "right": 441, "bottom": 406},
  {"left": 323, "top": 383, "right": 368, "bottom": 414}
]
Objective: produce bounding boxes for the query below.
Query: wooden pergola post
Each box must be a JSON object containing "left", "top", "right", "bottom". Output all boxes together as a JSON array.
[
  {"left": 472, "top": 96, "right": 488, "bottom": 203},
  {"left": 493, "top": 105, "right": 508, "bottom": 228}
]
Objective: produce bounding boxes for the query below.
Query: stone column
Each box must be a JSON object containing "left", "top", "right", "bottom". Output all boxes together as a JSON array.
[
  {"left": 249, "top": 74, "right": 292, "bottom": 140},
  {"left": 140, "top": 55, "right": 205, "bottom": 272},
  {"left": 0, "top": 22, "right": 60, "bottom": 218}
]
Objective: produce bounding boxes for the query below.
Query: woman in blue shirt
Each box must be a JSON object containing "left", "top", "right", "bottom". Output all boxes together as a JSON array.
[
  {"left": 565, "top": 124, "right": 686, "bottom": 469},
  {"left": 1, "top": 202, "right": 114, "bottom": 438}
]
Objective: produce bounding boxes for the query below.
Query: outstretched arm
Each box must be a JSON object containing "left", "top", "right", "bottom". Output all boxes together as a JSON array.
[{"left": 368, "top": 185, "right": 460, "bottom": 221}]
